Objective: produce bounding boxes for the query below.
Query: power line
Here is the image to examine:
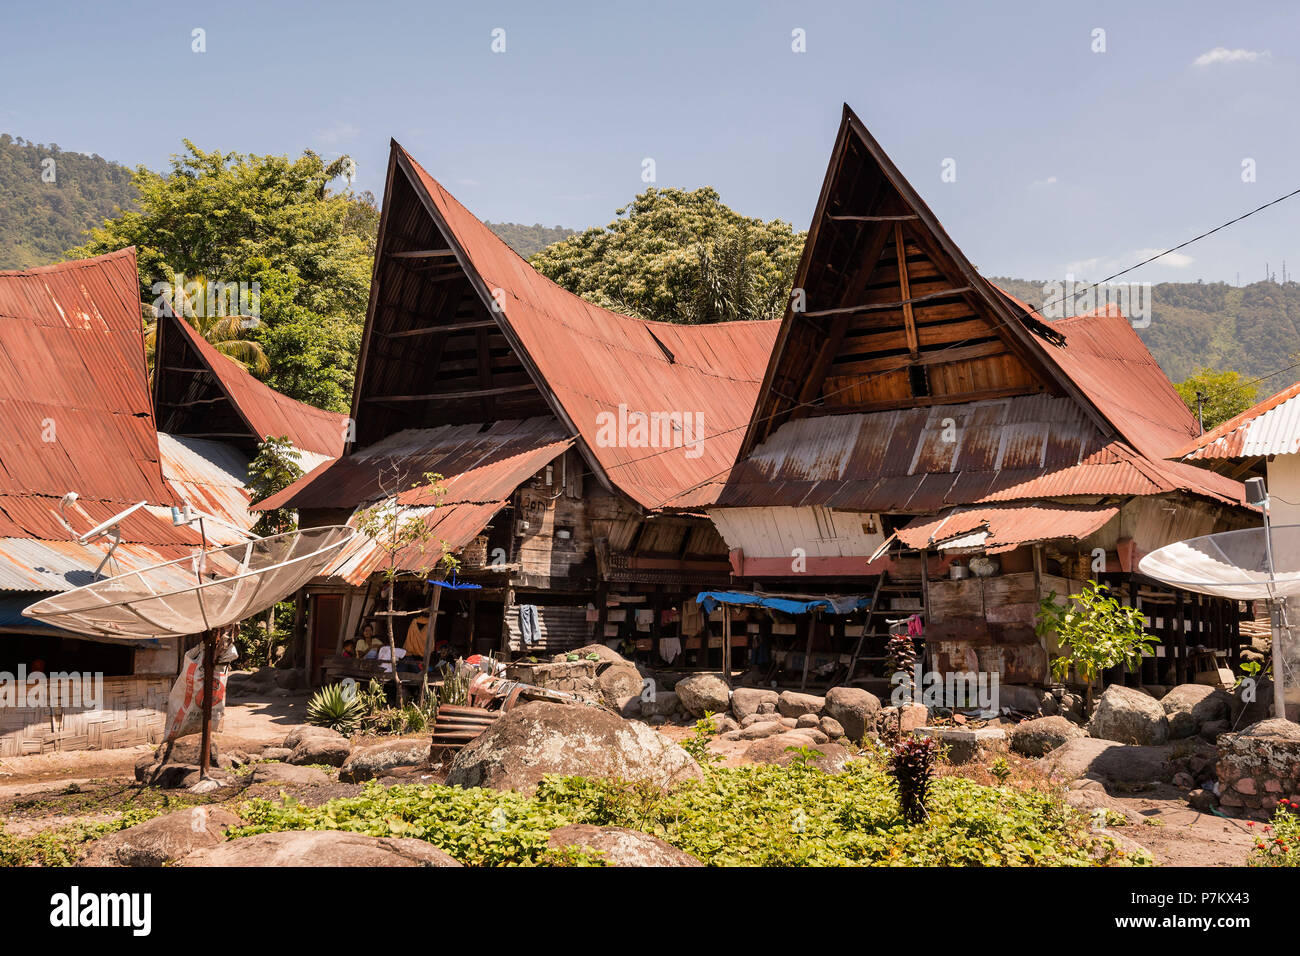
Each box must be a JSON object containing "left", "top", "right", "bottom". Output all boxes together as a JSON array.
[{"left": 615, "top": 182, "right": 1300, "bottom": 508}]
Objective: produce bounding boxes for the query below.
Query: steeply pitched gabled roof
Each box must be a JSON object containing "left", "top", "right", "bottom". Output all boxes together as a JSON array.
[
  {"left": 0, "top": 250, "right": 247, "bottom": 595},
  {"left": 680, "top": 105, "right": 1244, "bottom": 513},
  {"left": 334, "top": 142, "right": 778, "bottom": 512},
  {"left": 153, "top": 309, "right": 346, "bottom": 460}
]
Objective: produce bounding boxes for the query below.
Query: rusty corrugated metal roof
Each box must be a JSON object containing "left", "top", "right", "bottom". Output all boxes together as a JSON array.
[
  {"left": 259, "top": 417, "right": 571, "bottom": 512},
  {"left": 674, "top": 394, "right": 1246, "bottom": 511},
  {"left": 157, "top": 310, "right": 346, "bottom": 459},
  {"left": 396, "top": 148, "right": 778, "bottom": 510},
  {"left": 998, "top": 294, "right": 1202, "bottom": 461},
  {"left": 261, "top": 418, "right": 572, "bottom": 585},
  {"left": 1176, "top": 379, "right": 1300, "bottom": 462},
  {"left": 0, "top": 249, "right": 173, "bottom": 504},
  {"left": 896, "top": 503, "right": 1119, "bottom": 554}
]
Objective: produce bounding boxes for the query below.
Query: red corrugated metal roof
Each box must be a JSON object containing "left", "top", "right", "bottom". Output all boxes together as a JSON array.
[
  {"left": 161, "top": 311, "right": 346, "bottom": 458},
  {"left": 0, "top": 249, "right": 173, "bottom": 504},
  {"left": 398, "top": 148, "right": 778, "bottom": 510},
  {"left": 997, "top": 294, "right": 1202, "bottom": 460},
  {"left": 0, "top": 252, "right": 257, "bottom": 596},
  {"left": 259, "top": 418, "right": 571, "bottom": 512},
  {"left": 259, "top": 418, "right": 572, "bottom": 585},
  {"left": 896, "top": 503, "right": 1119, "bottom": 554}
]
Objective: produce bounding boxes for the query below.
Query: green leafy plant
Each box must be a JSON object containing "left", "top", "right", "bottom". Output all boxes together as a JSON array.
[
  {"left": 679, "top": 713, "right": 721, "bottom": 766},
  {"left": 355, "top": 467, "right": 458, "bottom": 707},
  {"left": 306, "top": 682, "right": 363, "bottom": 735},
  {"left": 227, "top": 760, "right": 1149, "bottom": 868},
  {"left": 990, "top": 756, "right": 1011, "bottom": 786},
  {"left": 1037, "top": 581, "right": 1157, "bottom": 714}
]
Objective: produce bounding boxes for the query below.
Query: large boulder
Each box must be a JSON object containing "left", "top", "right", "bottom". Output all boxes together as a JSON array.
[
  {"left": 1038, "top": 737, "right": 1175, "bottom": 785},
  {"left": 289, "top": 734, "right": 351, "bottom": 767},
  {"left": 1088, "top": 685, "right": 1169, "bottom": 745},
  {"left": 340, "top": 739, "right": 431, "bottom": 783},
  {"left": 546, "top": 825, "right": 702, "bottom": 866},
  {"left": 675, "top": 674, "right": 731, "bottom": 717},
  {"left": 777, "top": 690, "right": 825, "bottom": 719},
  {"left": 597, "top": 663, "right": 645, "bottom": 706},
  {"left": 445, "top": 702, "right": 702, "bottom": 794},
  {"left": 554, "top": 643, "right": 626, "bottom": 664},
  {"left": 249, "top": 763, "right": 332, "bottom": 787},
  {"left": 821, "top": 687, "right": 880, "bottom": 740},
  {"left": 83, "top": 807, "right": 241, "bottom": 867},
  {"left": 744, "top": 732, "right": 850, "bottom": 773},
  {"left": 1160, "top": 684, "right": 1232, "bottom": 740},
  {"left": 179, "top": 831, "right": 461, "bottom": 867},
  {"left": 1009, "top": 715, "right": 1085, "bottom": 757},
  {"left": 730, "top": 687, "right": 780, "bottom": 721},
  {"left": 283, "top": 725, "right": 347, "bottom": 752}
]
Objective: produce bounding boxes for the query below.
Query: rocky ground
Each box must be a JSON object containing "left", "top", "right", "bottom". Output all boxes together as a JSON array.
[{"left": 0, "top": 657, "right": 1284, "bottom": 867}]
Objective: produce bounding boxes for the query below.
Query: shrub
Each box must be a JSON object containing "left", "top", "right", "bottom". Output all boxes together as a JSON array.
[
  {"left": 229, "top": 759, "right": 1149, "bottom": 867},
  {"left": 306, "top": 682, "right": 363, "bottom": 735}
]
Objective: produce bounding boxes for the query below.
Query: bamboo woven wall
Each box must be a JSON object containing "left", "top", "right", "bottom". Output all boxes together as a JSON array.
[{"left": 0, "top": 677, "right": 170, "bottom": 757}]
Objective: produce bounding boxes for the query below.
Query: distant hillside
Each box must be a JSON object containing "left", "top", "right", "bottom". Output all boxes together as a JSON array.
[
  {"left": 0, "top": 135, "right": 138, "bottom": 269},
  {"left": 991, "top": 276, "right": 1300, "bottom": 389},
  {"left": 485, "top": 221, "right": 577, "bottom": 258}
]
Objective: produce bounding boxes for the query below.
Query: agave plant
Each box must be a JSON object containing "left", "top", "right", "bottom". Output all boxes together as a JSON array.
[{"left": 306, "top": 682, "right": 364, "bottom": 735}]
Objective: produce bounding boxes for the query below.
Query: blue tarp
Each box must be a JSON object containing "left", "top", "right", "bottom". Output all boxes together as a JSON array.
[{"left": 695, "top": 591, "right": 870, "bottom": 616}]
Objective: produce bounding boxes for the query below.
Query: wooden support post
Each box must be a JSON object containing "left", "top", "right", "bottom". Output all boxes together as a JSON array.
[
  {"left": 722, "top": 606, "right": 732, "bottom": 687},
  {"left": 800, "top": 612, "right": 816, "bottom": 691},
  {"left": 199, "top": 629, "right": 215, "bottom": 780},
  {"left": 422, "top": 576, "right": 446, "bottom": 697},
  {"left": 895, "top": 222, "right": 919, "bottom": 358},
  {"left": 1174, "top": 590, "right": 1187, "bottom": 686}
]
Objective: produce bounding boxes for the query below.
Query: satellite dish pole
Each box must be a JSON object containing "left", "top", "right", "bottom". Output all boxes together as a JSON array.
[{"left": 1246, "top": 477, "right": 1289, "bottom": 721}]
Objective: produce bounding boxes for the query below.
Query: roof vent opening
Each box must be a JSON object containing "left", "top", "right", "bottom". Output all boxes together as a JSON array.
[{"left": 907, "top": 364, "right": 930, "bottom": 399}]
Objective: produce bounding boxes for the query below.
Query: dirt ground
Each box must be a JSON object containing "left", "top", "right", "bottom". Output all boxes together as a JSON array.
[{"left": 0, "top": 695, "right": 1264, "bottom": 867}]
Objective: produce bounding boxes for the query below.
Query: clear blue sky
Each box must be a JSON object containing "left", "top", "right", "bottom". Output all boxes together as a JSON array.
[{"left": 2, "top": 0, "right": 1297, "bottom": 283}]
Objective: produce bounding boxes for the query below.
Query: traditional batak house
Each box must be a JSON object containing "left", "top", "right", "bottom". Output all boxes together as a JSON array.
[
  {"left": 256, "top": 143, "right": 777, "bottom": 684},
  {"left": 671, "top": 106, "right": 1256, "bottom": 697}
]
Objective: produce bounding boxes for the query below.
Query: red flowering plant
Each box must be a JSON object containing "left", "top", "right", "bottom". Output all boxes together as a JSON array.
[{"left": 1248, "top": 799, "right": 1300, "bottom": 866}]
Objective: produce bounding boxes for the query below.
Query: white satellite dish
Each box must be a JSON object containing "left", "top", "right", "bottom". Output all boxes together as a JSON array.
[
  {"left": 1140, "top": 523, "right": 1300, "bottom": 724},
  {"left": 1137, "top": 525, "right": 1300, "bottom": 601},
  {"left": 23, "top": 526, "right": 355, "bottom": 781},
  {"left": 23, "top": 525, "right": 355, "bottom": 639}
]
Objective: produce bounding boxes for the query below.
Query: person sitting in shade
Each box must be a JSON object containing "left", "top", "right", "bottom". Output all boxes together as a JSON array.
[{"left": 363, "top": 638, "right": 407, "bottom": 672}]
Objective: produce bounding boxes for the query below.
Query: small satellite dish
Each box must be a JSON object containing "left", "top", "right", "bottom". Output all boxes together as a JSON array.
[{"left": 75, "top": 500, "right": 148, "bottom": 545}]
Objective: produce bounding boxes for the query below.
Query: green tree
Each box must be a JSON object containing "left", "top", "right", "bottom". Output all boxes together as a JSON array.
[
  {"left": 530, "top": 186, "right": 805, "bottom": 324},
  {"left": 1174, "top": 367, "right": 1259, "bottom": 431},
  {"left": 241, "top": 436, "right": 306, "bottom": 665},
  {"left": 71, "top": 141, "right": 376, "bottom": 412},
  {"left": 1036, "top": 581, "right": 1157, "bottom": 714}
]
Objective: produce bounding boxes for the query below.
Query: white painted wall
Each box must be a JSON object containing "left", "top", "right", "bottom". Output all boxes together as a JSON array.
[
  {"left": 707, "top": 506, "right": 886, "bottom": 559},
  {"left": 1268, "top": 455, "right": 1300, "bottom": 528}
]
